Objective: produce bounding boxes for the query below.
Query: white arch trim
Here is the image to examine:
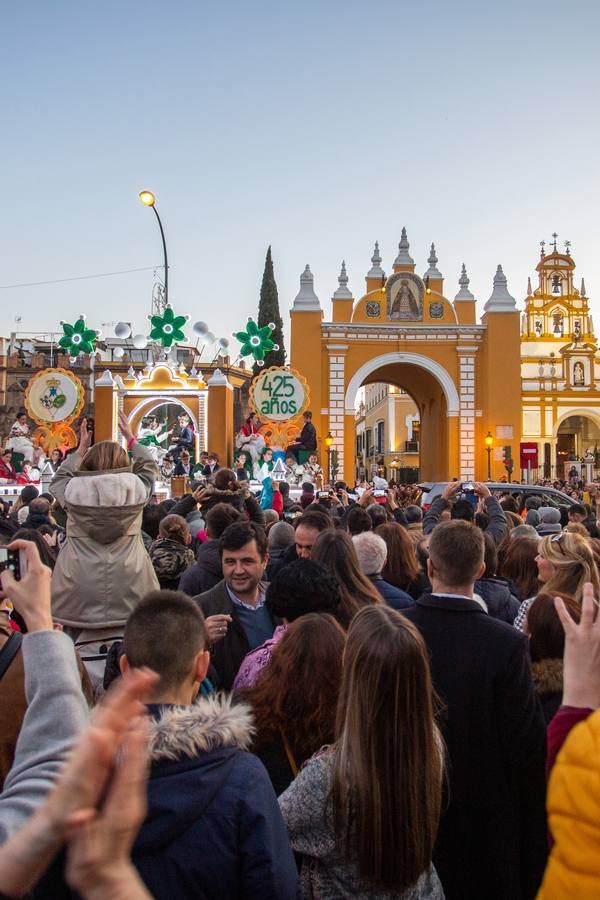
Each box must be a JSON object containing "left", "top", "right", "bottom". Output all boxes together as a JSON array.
[
  {"left": 344, "top": 352, "right": 460, "bottom": 416},
  {"left": 127, "top": 396, "right": 201, "bottom": 434},
  {"left": 554, "top": 407, "right": 600, "bottom": 436}
]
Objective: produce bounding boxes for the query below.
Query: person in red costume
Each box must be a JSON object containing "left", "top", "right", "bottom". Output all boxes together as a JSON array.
[
  {"left": 16, "top": 462, "right": 37, "bottom": 485},
  {"left": 0, "top": 449, "right": 16, "bottom": 482}
]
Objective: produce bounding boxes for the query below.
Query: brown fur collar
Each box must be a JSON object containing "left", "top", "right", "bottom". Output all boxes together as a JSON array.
[
  {"left": 201, "top": 483, "right": 248, "bottom": 500},
  {"left": 148, "top": 695, "right": 254, "bottom": 762},
  {"left": 531, "top": 658, "right": 563, "bottom": 696}
]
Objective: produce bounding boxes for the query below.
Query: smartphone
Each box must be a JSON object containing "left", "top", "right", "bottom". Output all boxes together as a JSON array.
[
  {"left": 461, "top": 482, "right": 474, "bottom": 492},
  {"left": 0, "top": 547, "right": 26, "bottom": 581},
  {"left": 373, "top": 490, "right": 387, "bottom": 497},
  {"left": 317, "top": 490, "right": 330, "bottom": 499}
]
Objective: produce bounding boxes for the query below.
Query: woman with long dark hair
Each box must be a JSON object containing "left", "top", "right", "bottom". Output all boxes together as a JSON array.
[
  {"left": 311, "top": 529, "right": 382, "bottom": 628},
  {"left": 244, "top": 613, "right": 345, "bottom": 795},
  {"left": 376, "top": 522, "right": 429, "bottom": 599},
  {"left": 279, "top": 605, "right": 443, "bottom": 898},
  {"left": 498, "top": 536, "right": 541, "bottom": 602}
]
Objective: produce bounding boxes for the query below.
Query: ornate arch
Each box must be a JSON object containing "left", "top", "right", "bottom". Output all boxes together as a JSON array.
[{"left": 344, "top": 352, "right": 460, "bottom": 416}]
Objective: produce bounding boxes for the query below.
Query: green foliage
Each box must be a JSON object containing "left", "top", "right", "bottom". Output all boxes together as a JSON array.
[{"left": 253, "top": 246, "right": 286, "bottom": 376}]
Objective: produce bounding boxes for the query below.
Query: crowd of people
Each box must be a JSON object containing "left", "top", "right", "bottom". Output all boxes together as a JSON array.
[{"left": 1, "top": 419, "right": 600, "bottom": 897}]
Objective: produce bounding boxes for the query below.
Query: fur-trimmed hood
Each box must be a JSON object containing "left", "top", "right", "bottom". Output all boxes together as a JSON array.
[
  {"left": 148, "top": 695, "right": 254, "bottom": 762},
  {"left": 200, "top": 482, "right": 249, "bottom": 501},
  {"left": 65, "top": 470, "right": 148, "bottom": 507},
  {"left": 531, "top": 658, "right": 563, "bottom": 696},
  {"left": 198, "top": 482, "right": 252, "bottom": 515}
]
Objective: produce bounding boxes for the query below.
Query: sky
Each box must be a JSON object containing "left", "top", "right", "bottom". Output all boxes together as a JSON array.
[{"left": 1, "top": 0, "right": 599, "bottom": 358}]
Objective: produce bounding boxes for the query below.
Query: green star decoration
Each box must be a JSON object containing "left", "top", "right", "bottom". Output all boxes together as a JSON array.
[
  {"left": 58, "top": 317, "right": 98, "bottom": 356},
  {"left": 234, "top": 318, "right": 279, "bottom": 366},
  {"left": 148, "top": 305, "right": 188, "bottom": 348}
]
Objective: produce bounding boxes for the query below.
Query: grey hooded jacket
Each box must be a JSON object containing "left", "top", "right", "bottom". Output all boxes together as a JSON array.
[{"left": 50, "top": 442, "right": 159, "bottom": 629}]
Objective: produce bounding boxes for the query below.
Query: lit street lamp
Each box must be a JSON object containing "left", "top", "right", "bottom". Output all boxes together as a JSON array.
[
  {"left": 485, "top": 431, "right": 493, "bottom": 481},
  {"left": 325, "top": 432, "right": 334, "bottom": 484},
  {"left": 139, "top": 190, "right": 169, "bottom": 306}
]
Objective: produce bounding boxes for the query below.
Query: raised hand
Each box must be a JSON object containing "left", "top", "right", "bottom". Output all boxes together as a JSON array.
[
  {"left": 442, "top": 481, "right": 462, "bottom": 501},
  {"left": 0, "top": 539, "right": 53, "bottom": 632},
  {"left": 473, "top": 481, "right": 491, "bottom": 499},
  {"left": 555, "top": 582, "right": 600, "bottom": 709},
  {"left": 64, "top": 716, "right": 153, "bottom": 900},
  {"left": 79, "top": 418, "right": 93, "bottom": 454},
  {"left": 118, "top": 411, "right": 135, "bottom": 445}
]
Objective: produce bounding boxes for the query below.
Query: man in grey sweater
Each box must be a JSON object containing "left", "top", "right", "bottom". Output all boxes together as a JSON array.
[{"left": 0, "top": 539, "right": 89, "bottom": 843}]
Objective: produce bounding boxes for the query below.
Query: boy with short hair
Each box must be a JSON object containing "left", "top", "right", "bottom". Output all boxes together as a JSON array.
[{"left": 120, "top": 590, "right": 298, "bottom": 899}]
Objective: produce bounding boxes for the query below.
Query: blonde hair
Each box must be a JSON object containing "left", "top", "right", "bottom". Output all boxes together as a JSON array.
[
  {"left": 563, "top": 522, "right": 589, "bottom": 538},
  {"left": 79, "top": 441, "right": 129, "bottom": 472},
  {"left": 538, "top": 532, "right": 600, "bottom": 602}
]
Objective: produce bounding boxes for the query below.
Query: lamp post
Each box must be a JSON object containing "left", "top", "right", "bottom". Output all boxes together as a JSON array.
[
  {"left": 325, "top": 432, "right": 334, "bottom": 485},
  {"left": 485, "top": 431, "right": 493, "bottom": 481},
  {"left": 139, "top": 190, "right": 168, "bottom": 307}
]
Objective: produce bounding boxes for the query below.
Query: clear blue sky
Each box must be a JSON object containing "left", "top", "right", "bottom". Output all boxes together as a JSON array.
[{"left": 1, "top": 0, "right": 599, "bottom": 354}]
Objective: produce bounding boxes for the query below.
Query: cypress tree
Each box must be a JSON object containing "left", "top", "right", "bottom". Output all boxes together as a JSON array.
[{"left": 254, "top": 245, "right": 286, "bottom": 375}]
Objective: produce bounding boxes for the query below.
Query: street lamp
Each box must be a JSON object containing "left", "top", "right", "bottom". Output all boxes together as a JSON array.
[
  {"left": 325, "top": 432, "right": 334, "bottom": 484},
  {"left": 139, "top": 190, "right": 169, "bottom": 306},
  {"left": 485, "top": 431, "right": 493, "bottom": 481}
]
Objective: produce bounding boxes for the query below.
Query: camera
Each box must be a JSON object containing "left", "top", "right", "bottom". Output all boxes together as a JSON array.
[
  {"left": 317, "top": 490, "right": 331, "bottom": 499},
  {"left": 373, "top": 489, "right": 387, "bottom": 498},
  {"left": 461, "top": 482, "right": 474, "bottom": 492},
  {"left": 0, "top": 547, "right": 27, "bottom": 581}
]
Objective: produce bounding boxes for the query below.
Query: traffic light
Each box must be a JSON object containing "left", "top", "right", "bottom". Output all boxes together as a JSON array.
[{"left": 502, "top": 445, "right": 514, "bottom": 481}]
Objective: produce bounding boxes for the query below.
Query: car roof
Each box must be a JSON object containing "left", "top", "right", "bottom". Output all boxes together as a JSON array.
[{"left": 418, "top": 482, "right": 576, "bottom": 505}]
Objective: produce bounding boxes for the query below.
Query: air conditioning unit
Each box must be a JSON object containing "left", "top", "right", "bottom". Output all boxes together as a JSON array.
[{"left": 404, "top": 441, "right": 419, "bottom": 453}]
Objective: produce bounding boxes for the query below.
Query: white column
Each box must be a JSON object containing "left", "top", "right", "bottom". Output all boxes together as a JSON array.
[
  {"left": 457, "top": 346, "right": 478, "bottom": 481},
  {"left": 326, "top": 344, "right": 348, "bottom": 475}
]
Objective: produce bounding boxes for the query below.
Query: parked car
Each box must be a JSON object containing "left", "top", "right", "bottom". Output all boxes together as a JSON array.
[{"left": 418, "top": 481, "right": 577, "bottom": 511}]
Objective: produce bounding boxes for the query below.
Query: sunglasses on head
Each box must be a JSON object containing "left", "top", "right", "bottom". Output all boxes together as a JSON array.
[{"left": 550, "top": 533, "right": 566, "bottom": 555}]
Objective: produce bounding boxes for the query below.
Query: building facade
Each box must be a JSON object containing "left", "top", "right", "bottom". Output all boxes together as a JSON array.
[
  {"left": 520, "top": 238, "right": 600, "bottom": 479},
  {"left": 289, "top": 228, "right": 597, "bottom": 485}
]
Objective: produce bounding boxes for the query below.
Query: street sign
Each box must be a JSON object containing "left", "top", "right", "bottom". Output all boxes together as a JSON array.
[{"left": 520, "top": 443, "right": 539, "bottom": 469}]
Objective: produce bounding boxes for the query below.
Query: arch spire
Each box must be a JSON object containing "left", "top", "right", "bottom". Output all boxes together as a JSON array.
[{"left": 394, "top": 227, "right": 414, "bottom": 267}]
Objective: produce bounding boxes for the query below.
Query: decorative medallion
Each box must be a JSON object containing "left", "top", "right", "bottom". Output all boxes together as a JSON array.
[
  {"left": 249, "top": 366, "right": 309, "bottom": 421},
  {"left": 429, "top": 302, "right": 444, "bottom": 319},
  {"left": 366, "top": 301, "right": 381, "bottom": 318},
  {"left": 24, "top": 368, "right": 85, "bottom": 426},
  {"left": 24, "top": 367, "right": 85, "bottom": 453}
]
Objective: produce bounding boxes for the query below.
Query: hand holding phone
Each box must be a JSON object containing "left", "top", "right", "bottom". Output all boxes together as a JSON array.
[{"left": 0, "top": 547, "right": 26, "bottom": 581}]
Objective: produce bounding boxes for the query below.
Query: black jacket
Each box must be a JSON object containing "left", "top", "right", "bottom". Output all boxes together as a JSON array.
[
  {"left": 403, "top": 594, "right": 547, "bottom": 900},
  {"left": 33, "top": 698, "right": 298, "bottom": 900},
  {"left": 198, "top": 484, "right": 265, "bottom": 526},
  {"left": 133, "top": 701, "right": 298, "bottom": 899},
  {"left": 194, "top": 580, "right": 280, "bottom": 690},
  {"left": 298, "top": 421, "right": 317, "bottom": 451},
  {"left": 474, "top": 576, "right": 521, "bottom": 625},
  {"left": 266, "top": 542, "right": 298, "bottom": 580},
  {"left": 179, "top": 539, "right": 222, "bottom": 596}
]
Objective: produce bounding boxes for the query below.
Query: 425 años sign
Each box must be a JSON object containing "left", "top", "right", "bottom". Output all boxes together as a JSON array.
[{"left": 249, "top": 366, "right": 309, "bottom": 422}]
